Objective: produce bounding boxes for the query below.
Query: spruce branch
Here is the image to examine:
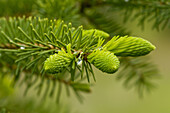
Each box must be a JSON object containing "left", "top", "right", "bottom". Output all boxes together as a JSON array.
[
  {"left": 0, "top": 16, "right": 157, "bottom": 101},
  {"left": 0, "top": 16, "right": 96, "bottom": 102}
]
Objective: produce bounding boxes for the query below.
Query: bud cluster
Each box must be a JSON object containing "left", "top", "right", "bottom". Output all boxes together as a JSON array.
[{"left": 44, "top": 36, "right": 156, "bottom": 75}]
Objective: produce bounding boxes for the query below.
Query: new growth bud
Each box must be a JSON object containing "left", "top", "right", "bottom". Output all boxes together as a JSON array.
[
  {"left": 104, "top": 36, "right": 156, "bottom": 57},
  {"left": 87, "top": 50, "right": 120, "bottom": 74},
  {"left": 83, "top": 29, "right": 110, "bottom": 39},
  {"left": 44, "top": 50, "right": 73, "bottom": 74}
]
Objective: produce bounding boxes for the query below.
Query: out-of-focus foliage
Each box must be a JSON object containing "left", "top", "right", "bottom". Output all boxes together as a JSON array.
[
  {"left": 83, "top": 6, "right": 130, "bottom": 36},
  {"left": 0, "top": 76, "right": 71, "bottom": 113},
  {"left": 0, "top": 0, "right": 169, "bottom": 30},
  {"left": 0, "top": 97, "right": 71, "bottom": 113},
  {"left": 34, "top": 0, "right": 81, "bottom": 26},
  {"left": 0, "top": 0, "right": 35, "bottom": 17},
  {"left": 0, "top": 76, "right": 13, "bottom": 98},
  {"left": 117, "top": 57, "right": 159, "bottom": 96},
  {"left": 102, "top": 0, "right": 170, "bottom": 30}
]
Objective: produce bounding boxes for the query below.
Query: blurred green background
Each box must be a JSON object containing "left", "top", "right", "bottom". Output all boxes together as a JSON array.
[{"left": 0, "top": 0, "right": 170, "bottom": 113}]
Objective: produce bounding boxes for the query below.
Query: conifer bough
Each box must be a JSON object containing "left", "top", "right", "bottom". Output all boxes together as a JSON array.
[
  {"left": 44, "top": 36, "right": 155, "bottom": 74},
  {"left": 0, "top": 17, "right": 156, "bottom": 80}
]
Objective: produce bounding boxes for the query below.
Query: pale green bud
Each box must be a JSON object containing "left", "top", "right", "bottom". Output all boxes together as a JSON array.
[
  {"left": 83, "top": 29, "right": 110, "bottom": 39},
  {"left": 88, "top": 50, "right": 120, "bottom": 74},
  {"left": 44, "top": 50, "right": 73, "bottom": 74},
  {"left": 104, "top": 36, "right": 156, "bottom": 57}
]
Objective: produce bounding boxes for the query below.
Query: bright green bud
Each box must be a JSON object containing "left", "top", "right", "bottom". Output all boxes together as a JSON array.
[
  {"left": 83, "top": 29, "right": 110, "bottom": 39},
  {"left": 88, "top": 50, "right": 120, "bottom": 74},
  {"left": 104, "top": 36, "right": 156, "bottom": 57},
  {"left": 44, "top": 50, "right": 73, "bottom": 74}
]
